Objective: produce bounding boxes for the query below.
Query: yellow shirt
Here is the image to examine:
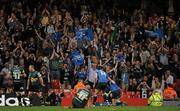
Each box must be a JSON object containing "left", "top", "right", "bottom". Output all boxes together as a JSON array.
[{"left": 41, "top": 16, "right": 49, "bottom": 26}]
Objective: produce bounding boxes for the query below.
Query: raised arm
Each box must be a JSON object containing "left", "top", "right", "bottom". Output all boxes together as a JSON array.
[
  {"left": 35, "top": 29, "right": 43, "bottom": 41},
  {"left": 102, "top": 57, "right": 111, "bottom": 66},
  {"left": 26, "top": 77, "right": 30, "bottom": 90},
  {"left": 87, "top": 56, "right": 92, "bottom": 70},
  {"left": 50, "top": 49, "right": 55, "bottom": 60}
]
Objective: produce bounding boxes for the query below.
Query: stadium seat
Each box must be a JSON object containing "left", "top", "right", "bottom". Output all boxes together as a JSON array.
[
  {"left": 48, "top": 89, "right": 62, "bottom": 95},
  {"left": 175, "top": 79, "right": 180, "bottom": 97},
  {"left": 61, "top": 92, "right": 73, "bottom": 107},
  {"left": 127, "top": 91, "right": 136, "bottom": 98},
  {"left": 135, "top": 91, "right": 141, "bottom": 98},
  {"left": 121, "top": 92, "right": 128, "bottom": 98},
  {"left": 96, "top": 96, "right": 104, "bottom": 103},
  {"left": 51, "top": 80, "right": 61, "bottom": 89},
  {"left": 121, "top": 91, "right": 131, "bottom": 98}
]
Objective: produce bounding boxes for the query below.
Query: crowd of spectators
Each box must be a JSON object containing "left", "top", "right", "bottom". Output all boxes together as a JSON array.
[{"left": 0, "top": 0, "right": 180, "bottom": 99}]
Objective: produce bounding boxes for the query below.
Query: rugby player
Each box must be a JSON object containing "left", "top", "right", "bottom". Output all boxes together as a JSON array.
[{"left": 72, "top": 84, "right": 92, "bottom": 108}]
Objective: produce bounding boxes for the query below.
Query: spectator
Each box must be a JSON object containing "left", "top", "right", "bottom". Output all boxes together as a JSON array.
[
  {"left": 158, "top": 44, "right": 169, "bottom": 66},
  {"left": 165, "top": 69, "right": 174, "bottom": 85},
  {"left": 1, "top": 62, "right": 10, "bottom": 74},
  {"left": 137, "top": 76, "right": 151, "bottom": 98},
  {"left": 1, "top": 71, "right": 13, "bottom": 93},
  {"left": 0, "top": 0, "right": 179, "bottom": 105},
  {"left": 151, "top": 76, "right": 165, "bottom": 95},
  {"left": 87, "top": 56, "right": 98, "bottom": 89},
  {"left": 40, "top": 65, "right": 50, "bottom": 93},
  {"left": 128, "top": 78, "right": 138, "bottom": 92},
  {"left": 41, "top": 7, "right": 50, "bottom": 27},
  {"left": 75, "top": 66, "right": 87, "bottom": 82},
  {"left": 42, "top": 35, "right": 55, "bottom": 56},
  {"left": 49, "top": 49, "right": 62, "bottom": 81},
  {"left": 61, "top": 60, "right": 73, "bottom": 89}
]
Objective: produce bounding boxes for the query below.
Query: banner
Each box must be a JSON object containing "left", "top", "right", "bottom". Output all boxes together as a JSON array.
[
  {"left": 0, "top": 94, "right": 30, "bottom": 106},
  {"left": 53, "top": 32, "right": 62, "bottom": 41},
  {"left": 75, "top": 28, "right": 93, "bottom": 41},
  {"left": 109, "top": 24, "right": 119, "bottom": 45},
  {"left": 145, "top": 28, "right": 164, "bottom": 39},
  {"left": 71, "top": 50, "right": 84, "bottom": 65},
  {"left": 116, "top": 53, "right": 126, "bottom": 62}
]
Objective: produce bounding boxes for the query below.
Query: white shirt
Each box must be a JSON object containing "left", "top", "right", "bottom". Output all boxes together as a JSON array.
[
  {"left": 45, "top": 25, "right": 55, "bottom": 34},
  {"left": 166, "top": 75, "right": 174, "bottom": 85},
  {"left": 1, "top": 67, "right": 10, "bottom": 74},
  {"left": 87, "top": 58, "right": 97, "bottom": 83},
  {"left": 160, "top": 54, "right": 168, "bottom": 65},
  {"left": 141, "top": 50, "right": 150, "bottom": 63}
]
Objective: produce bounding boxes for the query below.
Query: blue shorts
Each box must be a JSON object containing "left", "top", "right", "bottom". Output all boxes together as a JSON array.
[{"left": 112, "top": 90, "right": 120, "bottom": 99}]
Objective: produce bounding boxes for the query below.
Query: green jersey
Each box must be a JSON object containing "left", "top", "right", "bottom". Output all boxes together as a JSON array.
[
  {"left": 28, "top": 71, "right": 41, "bottom": 86},
  {"left": 49, "top": 58, "right": 63, "bottom": 70},
  {"left": 11, "top": 66, "right": 25, "bottom": 82},
  {"left": 73, "top": 89, "right": 91, "bottom": 107}
]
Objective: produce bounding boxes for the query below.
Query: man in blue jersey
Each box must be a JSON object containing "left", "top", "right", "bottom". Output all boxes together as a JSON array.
[
  {"left": 105, "top": 80, "right": 121, "bottom": 106},
  {"left": 93, "top": 66, "right": 110, "bottom": 105},
  {"left": 96, "top": 68, "right": 109, "bottom": 90}
]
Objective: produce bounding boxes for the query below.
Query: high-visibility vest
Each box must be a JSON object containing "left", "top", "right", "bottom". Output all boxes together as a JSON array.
[
  {"left": 163, "top": 87, "right": 177, "bottom": 99},
  {"left": 148, "top": 92, "right": 163, "bottom": 106}
]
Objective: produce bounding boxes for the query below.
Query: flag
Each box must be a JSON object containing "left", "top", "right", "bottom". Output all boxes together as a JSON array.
[
  {"left": 53, "top": 32, "right": 61, "bottom": 41},
  {"left": 75, "top": 28, "right": 93, "bottom": 41},
  {"left": 71, "top": 50, "right": 84, "bottom": 65},
  {"left": 85, "top": 28, "right": 93, "bottom": 40},
  {"left": 145, "top": 30, "right": 159, "bottom": 37},
  {"left": 116, "top": 53, "right": 126, "bottom": 62},
  {"left": 154, "top": 28, "right": 164, "bottom": 39},
  {"left": 109, "top": 24, "right": 119, "bottom": 45},
  {"left": 145, "top": 28, "right": 164, "bottom": 39}
]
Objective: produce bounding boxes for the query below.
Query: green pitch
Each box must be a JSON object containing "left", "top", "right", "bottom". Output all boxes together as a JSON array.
[{"left": 0, "top": 106, "right": 180, "bottom": 111}]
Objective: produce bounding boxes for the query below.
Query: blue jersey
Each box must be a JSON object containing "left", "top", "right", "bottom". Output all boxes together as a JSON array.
[
  {"left": 109, "top": 83, "right": 120, "bottom": 92},
  {"left": 71, "top": 50, "right": 84, "bottom": 65},
  {"left": 76, "top": 72, "right": 86, "bottom": 80},
  {"left": 97, "top": 70, "right": 108, "bottom": 83}
]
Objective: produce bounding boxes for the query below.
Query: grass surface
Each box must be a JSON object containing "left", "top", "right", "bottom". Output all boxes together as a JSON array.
[{"left": 0, "top": 106, "right": 180, "bottom": 111}]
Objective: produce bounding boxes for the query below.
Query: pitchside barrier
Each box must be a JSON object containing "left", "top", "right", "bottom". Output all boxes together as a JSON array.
[
  {"left": 1, "top": 79, "right": 179, "bottom": 107},
  {"left": 0, "top": 91, "right": 180, "bottom": 106},
  {"left": 0, "top": 93, "right": 30, "bottom": 106},
  {"left": 163, "top": 99, "right": 180, "bottom": 106}
]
